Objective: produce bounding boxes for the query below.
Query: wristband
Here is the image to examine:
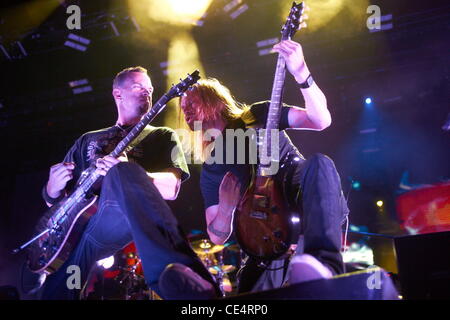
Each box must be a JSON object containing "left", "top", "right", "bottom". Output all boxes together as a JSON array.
[
  {"left": 42, "top": 185, "right": 64, "bottom": 205},
  {"left": 298, "top": 74, "right": 314, "bottom": 89}
]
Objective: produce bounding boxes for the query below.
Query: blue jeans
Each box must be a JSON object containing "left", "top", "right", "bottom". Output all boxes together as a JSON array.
[
  {"left": 41, "top": 162, "right": 218, "bottom": 299},
  {"left": 238, "top": 153, "right": 349, "bottom": 292}
]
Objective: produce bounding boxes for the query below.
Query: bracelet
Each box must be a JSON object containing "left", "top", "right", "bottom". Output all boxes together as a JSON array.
[
  {"left": 298, "top": 74, "right": 314, "bottom": 89},
  {"left": 42, "top": 185, "right": 64, "bottom": 205}
]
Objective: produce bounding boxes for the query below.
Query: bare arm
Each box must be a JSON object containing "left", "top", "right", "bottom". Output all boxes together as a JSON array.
[
  {"left": 206, "top": 205, "right": 233, "bottom": 245},
  {"left": 273, "top": 40, "right": 331, "bottom": 131},
  {"left": 147, "top": 168, "right": 182, "bottom": 201},
  {"left": 45, "top": 154, "right": 182, "bottom": 207},
  {"left": 97, "top": 156, "right": 183, "bottom": 201},
  {"left": 205, "top": 172, "right": 242, "bottom": 245}
]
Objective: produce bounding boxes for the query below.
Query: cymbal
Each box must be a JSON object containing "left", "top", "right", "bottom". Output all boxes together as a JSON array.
[
  {"left": 208, "top": 265, "right": 236, "bottom": 275},
  {"left": 191, "top": 239, "right": 224, "bottom": 255}
]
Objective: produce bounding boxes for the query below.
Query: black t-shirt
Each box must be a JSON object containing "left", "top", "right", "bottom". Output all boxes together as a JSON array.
[
  {"left": 60, "top": 124, "right": 189, "bottom": 194},
  {"left": 200, "top": 101, "right": 305, "bottom": 209}
]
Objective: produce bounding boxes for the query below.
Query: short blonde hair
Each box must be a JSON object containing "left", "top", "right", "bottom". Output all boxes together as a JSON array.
[{"left": 113, "top": 66, "right": 148, "bottom": 89}]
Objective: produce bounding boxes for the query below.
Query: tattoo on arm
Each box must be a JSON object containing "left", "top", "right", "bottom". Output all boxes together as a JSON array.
[{"left": 207, "top": 223, "right": 229, "bottom": 238}]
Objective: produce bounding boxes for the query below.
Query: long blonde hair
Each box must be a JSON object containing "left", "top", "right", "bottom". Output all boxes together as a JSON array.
[{"left": 180, "top": 78, "right": 248, "bottom": 162}]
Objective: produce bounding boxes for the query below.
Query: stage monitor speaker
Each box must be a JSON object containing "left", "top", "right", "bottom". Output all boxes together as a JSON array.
[
  {"left": 394, "top": 231, "right": 450, "bottom": 299},
  {"left": 226, "top": 267, "right": 399, "bottom": 300}
]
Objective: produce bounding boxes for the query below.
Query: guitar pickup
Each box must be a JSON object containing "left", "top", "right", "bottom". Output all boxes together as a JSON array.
[
  {"left": 253, "top": 194, "right": 269, "bottom": 208},
  {"left": 249, "top": 211, "right": 268, "bottom": 220}
]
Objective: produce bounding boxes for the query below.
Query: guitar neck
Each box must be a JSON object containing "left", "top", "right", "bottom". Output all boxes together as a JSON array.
[
  {"left": 108, "top": 70, "right": 200, "bottom": 158},
  {"left": 266, "top": 54, "right": 287, "bottom": 131},
  {"left": 263, "top": 2, "right": 304, "bottom": 134},
  {"left": 109, "top": 94, "right": 171, "bottom": 158},
  {"left": 258, "top": 53, "right": 287, "bottom": 176},
  {"left": 71, "top": 95, "right": 172, "bottom": 201}
]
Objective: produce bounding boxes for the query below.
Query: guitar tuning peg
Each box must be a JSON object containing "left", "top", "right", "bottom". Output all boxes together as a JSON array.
[
  {"left": 299, "top": 21, "right": 307, "bottom": 30},
  {"left": 303, "top": 4, "right": 311, "bottom": 12},
  {"left": 302, "top": 13, "right": 309, "bottom": 21}
]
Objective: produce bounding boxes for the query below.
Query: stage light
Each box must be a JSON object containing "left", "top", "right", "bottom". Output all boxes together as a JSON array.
[
  {"left": 291, "top": 217, "right": 300, "bottom": 223},
  {"left": 126, "top": 0, "right": 209, "bottom": 129},
  {"left": 376, "top": 200, "right": 384, "bottom": 207},
  {"left": 256, "top": 38, "right": 278, "bottom": 48},
  {"left": 64, "top": 33, "right": 90, "bottom": 52},
  {"left": 352, "top": 181, "right": 361, "bottom": 190},
  {"left": 168, "top": 0, "right": 211, "bottom": 20},
  {"left": 365, "top": 97, "right": 372, "bottom": 104},
  {"left": 14, "top": 41, "right": 27, "bottom": 57},
  {"left": 97, "top": 256, "right": 114, "bottom": 269},
  {"left": 230, "top": 3, "right": 248, "bottom": 20},
  {"left": 163, "top": 32, "right": 206, "bottom": 129},
  {"left": 369, "top": 13, "right": 393, "bottom": 33},
  {"left": 224, "top": 0, "right": 241, "bottom": 12},
  {"left": 131, "top": 0, "right": 212, "bottom": 25},
  {"left": 68, "top": 79, "right": 88, "bottom": 88},
  {"left": 359, "top": 128, "right": 377, "bottom": 134},
  {"left": 69, "top": 79, "right": 92, "bottom": 95},
  {"left": 257, "top": 37, "right": 278, "bottom": 56},
  {"left": 0, "top": 44, "right": 11, "bottom": 60}
]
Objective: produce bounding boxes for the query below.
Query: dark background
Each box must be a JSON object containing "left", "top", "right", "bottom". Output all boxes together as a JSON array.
[{"left": 0, "top": 0, "right": 449, "bottom": 295}]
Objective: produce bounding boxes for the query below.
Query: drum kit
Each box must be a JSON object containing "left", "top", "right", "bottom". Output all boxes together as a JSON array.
[
  {"left": 88, "top": 237, "right": 242, "bottom": 299},
  {"left": 190, "top": 239, "right": 241, "bottom": 295}
]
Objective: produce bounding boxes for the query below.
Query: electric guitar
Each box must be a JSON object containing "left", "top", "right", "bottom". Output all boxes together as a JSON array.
[
  {"left": 27, "top": 71, "right": 200, "bottom": 274},
  {"left": 234, "top": 2, "right": 306, "bottom": 260}
]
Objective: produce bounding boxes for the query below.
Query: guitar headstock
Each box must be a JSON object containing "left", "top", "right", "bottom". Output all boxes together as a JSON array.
[
  {"left": 167, "top": 70, "right": 201, "bottom": 99},
  {"left": 281, "top": 2, "right": 306, "bottom": 40}
]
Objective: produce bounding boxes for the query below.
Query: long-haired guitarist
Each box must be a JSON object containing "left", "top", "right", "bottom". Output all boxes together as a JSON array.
[
  {"left": 40, "top": 66, "right": 220, "bottom": 299},
  {"left": 179, "top": 40, "right": 349, "bottom": 293}
]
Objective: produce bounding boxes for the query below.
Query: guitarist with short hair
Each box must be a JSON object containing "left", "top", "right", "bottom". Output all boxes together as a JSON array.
[
  {"left": 179, "top": 40, "right": 349, "bottom": 293},
  {"left": 40, "top": 66, "right": 220, "bottom": 299}
]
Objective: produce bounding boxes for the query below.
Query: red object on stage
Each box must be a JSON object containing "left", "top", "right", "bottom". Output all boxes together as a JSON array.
[
  {"left": 103, "top": 269, "right": 120, "bottom": 279},
  {"left": 102, "top": 242, "right": 143, "bottom": 279},
  {"left": 396, "top": 182, "right": 450, "bottom": 234},
  {"left": 122, "top": 242, "right": 144, "bottom": 275}
]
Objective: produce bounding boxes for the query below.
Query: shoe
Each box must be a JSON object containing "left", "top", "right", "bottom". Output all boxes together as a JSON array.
[
  {"left": 159, "top": 263, "right": 217, "bottom": 300},
  {"left": 288, "top": 254, "right": 333, "bottom": 284}
]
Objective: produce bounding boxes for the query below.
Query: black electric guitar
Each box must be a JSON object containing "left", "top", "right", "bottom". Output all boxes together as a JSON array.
[
  {"left": 27, "top": 71, "right": 200, "bottom": 274},
  {"left": 234, "top": 2, "right": 306, "bottom": 260}
]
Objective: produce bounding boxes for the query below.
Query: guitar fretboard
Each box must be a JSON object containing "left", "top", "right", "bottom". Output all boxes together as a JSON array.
[
  {"left": 110, "top": 95, "right": 170, "bottom": 158},
  {"left": 258, "top": 2, "right": 304, "bottom": 177},
  {"left": 258, "top": 55, "right": 286, "bottom": 176}
]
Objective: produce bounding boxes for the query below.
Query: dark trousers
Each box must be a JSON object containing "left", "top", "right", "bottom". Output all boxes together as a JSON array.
[
  {"left": 41, "top": 162, "right": 218, "bottom": 299},
  {"left": 238, "top": 153, "right": 348, "bottom": 293}
]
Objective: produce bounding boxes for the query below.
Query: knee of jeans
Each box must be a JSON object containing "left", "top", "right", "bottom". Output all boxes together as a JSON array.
[
  {"left": 108, "top": 162, "right": 144, "bottom": 177},
  {"left": 102, "top": 162, "right": 146, "bottom": 187}
]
